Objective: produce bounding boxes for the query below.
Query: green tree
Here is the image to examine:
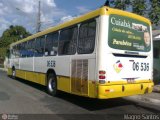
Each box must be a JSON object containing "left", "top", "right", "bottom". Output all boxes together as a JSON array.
[
  {"left": 113, "top": 0, "right": 131, "bottom": 10},
  {"left": 132, "top": 0, "right": 147, "bottom": 16},
  {"left": 0, "top": 25, "right": 31, "bottom": 59},
  {"left": 111, "top": 0, "right": 147, "bottom": 16},
  {"left": 149, "top": 0, "right": 160, "bottom": 26},
  {"left": 0, "top": 48, "right": 7, "bottom": 60},
  {"left": 0, "top": 25, "right": 31, "bottom": 48}
]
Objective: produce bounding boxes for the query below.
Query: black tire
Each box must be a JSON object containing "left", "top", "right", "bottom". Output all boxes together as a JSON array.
[
  {"left": 47, "top": 73, "right": 58, "bottom": 96},
  {"left": 12, "top": 68, "right": 16, "bottom": 79}
]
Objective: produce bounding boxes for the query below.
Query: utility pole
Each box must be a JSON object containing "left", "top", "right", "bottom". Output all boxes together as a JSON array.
[{"left": 36, "top": 0, "right": 41, "bottom": 32}]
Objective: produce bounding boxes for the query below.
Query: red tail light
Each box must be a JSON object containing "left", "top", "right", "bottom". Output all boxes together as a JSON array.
[
  {"left": 99, "top": 75, "right": 106, "bottom": 79},
  {"left": 99, "top": 70, "right": 106, "bottom": 81},
  {"left": 99, "top": 70, "right": 106, "bottom": 74}
]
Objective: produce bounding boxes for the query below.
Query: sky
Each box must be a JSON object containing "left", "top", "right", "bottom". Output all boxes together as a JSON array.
[{"left": 0, "top": 0, "right": 106, "bottom": 36}]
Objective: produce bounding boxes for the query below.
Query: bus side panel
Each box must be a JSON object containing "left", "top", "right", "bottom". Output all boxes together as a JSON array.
[
  {"left": 19, "top": 57, "right": 33, "bottom": 71},
  {"left": 88, "top": 58, "right": 97, "bottom": 98},
  {"left": 57, "top": 76, "right": 70, "bottom": 93},
  {"left": 34, "top": 56, "right": 71, "bottom": 92},
  {"left": 7, "top": 55, "right": 46, "bottom": 86},
  {"left": 16, "top": 69, "right": 26, "bottom": 79},
  {"left": 15, "top": 69, "right": 46, "bottom": 86}
]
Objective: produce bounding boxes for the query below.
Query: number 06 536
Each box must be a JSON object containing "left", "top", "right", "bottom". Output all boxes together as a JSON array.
[{"left": 132, "top": 62, "right": 149, "bottom": 71}]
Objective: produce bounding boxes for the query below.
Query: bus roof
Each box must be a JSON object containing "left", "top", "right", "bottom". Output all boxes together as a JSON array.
[{"left": 10, "top": 6, "right": 151, "bottom": 47}]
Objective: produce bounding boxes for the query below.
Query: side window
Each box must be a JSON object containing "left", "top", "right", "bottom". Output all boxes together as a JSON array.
[
  {"left": 20, "top": 42, "right": 27, "bottom": 57},
  {"left": 19, "top": 43, "right": 23, "bottom": 57},
  {"left": 25, "top": 42, "right": 29, "bottom": 57},
  {"left": 19, "top": 42, "right": 25, "bottom": 57},
  {"left": 78, "top": 20, "right": 96, "bottom": 54},
  {"left": 58, "top": 26, "right": 77, "bottom": 55},
  {"left": 27, "top": 40, "right": 35, "bottom": 57},
  {"left": 12, "top": 45, "right": 17, "bottom": 58},
  {"left": 45, "top": 32, "right": 58, "bottom": 56},
  {"left": 35, "top": 36, "right": 45, "bottom": 57},
  {"left": 16, "top": 44, "right": 20, "bottom": 58}
]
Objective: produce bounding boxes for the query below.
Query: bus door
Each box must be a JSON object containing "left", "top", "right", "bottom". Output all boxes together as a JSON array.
[{"left": 71, "top": 59, "right": 88, "bottom": 95}]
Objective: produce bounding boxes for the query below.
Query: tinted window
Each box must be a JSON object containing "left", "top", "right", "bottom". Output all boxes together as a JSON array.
[
  {"left": 12, "top": 45, "right": 20, "bottom": 58},
  {"left": 78, "top": 20, "right": 96, "bottom": 54},
  {"left": 58, "top": 26, "right": 77, "bottom": 55},
  {"left": 35, "top": 36, "right": 45, "bottom": 57},
  {"left": 19, "top": 43, "right": 23, "bottom": 57},
  {"left": 19, "top": 42, "right": 28, "bottom": 57},
  {"left": 25, "top": 42, "right": 29, "bottom": 57},
  {"left": 16, "top": 44, "right": 20, "bottom": 57},
  {"left": 12, "top": 46, "right": 16, "bottom": 57},
  {"left": 45, "top": 32, "right": 58, "bottom": 56},
  {"left": 27, "top": 40, "right": 35, "bottom": 57}
]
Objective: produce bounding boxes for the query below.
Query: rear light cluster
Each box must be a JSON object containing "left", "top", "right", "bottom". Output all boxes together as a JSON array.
[
  {"left": 99, "top": 70, "right": 106, "bottom": 79},
  {"left": 99, "top": 70, "right": 106, "bottom": 84}
]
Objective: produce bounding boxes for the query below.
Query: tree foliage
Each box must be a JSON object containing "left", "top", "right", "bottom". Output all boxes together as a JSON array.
[
  {"left": 110, "top": 0, "right": 160, "bottom": 28},
  {"left": 0, "top": 48, "right": 7, "bottom": 60},
  {"left": 0, "top": 25, "right": 31, "bottom": 59},
  {"left": 113, "top": 0, "right": 131, "bottom": 10},
  {"left": 149, "top": 0, "right": 160, "bottom": 26},
  {"left": 0, "top": 25, "right": 31, "bottom": 48},
  {"left": 132, "top": 0, "right": 146, "bottom": 16}
]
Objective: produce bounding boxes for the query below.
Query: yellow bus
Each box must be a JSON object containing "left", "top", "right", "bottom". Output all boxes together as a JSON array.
[{"left": 7, "top": 6, "right": 154, "bottom": 99}]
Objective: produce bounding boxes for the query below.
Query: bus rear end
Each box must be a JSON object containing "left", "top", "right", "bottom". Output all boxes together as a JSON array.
[{"left": 97, "top": 8, "right": 154, "bottom": 99}]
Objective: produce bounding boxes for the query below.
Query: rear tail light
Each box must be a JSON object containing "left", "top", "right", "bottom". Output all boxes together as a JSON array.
[
  {"left": 99, "top": 70, "right": 106, "bottom": 84},
  {"left": 99, "top": 75, "right": 106, "bottom": 79},
  {"left": 99, "top": 70, "right": 106, "bottom": 74}
]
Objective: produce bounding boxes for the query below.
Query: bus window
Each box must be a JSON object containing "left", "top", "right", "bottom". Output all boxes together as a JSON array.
[
  {"left": 19, "top": 43, "right": 24, "bottom": 57},
  {"left": 25, "top": 41, "right": 29, "bottom": 57},
  {"left": 35, "top": 36, "right": 45, "bottom": 57},
  {"left": 12, "top": 46, "right": 16, "bottom": 58},
  {"left": 45, "top": 32, "right": 58, "bottom": 56},
  {"left": 78, "top": 20, "right": 96, "bottom": 54},
  {"left": 16, "top": 44, "right": 20, "bottom": 58},
  {"left": 27, "top": 40, "right": 35, "bottom": 57},
  {"left": 23, "top": 42, "right": 28, "bottom": 57},
  {"left": 58, "top": 26, "right": 77, "bottom": 55}
]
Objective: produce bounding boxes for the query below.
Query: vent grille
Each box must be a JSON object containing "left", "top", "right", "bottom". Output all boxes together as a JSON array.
[{"left": 71, "top": 59, "right": 88, "bottom": 95}]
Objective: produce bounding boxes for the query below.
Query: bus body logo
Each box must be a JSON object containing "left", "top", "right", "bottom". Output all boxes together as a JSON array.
[{"left": 113, "top": 60, "right": 123, "bottom": 73}]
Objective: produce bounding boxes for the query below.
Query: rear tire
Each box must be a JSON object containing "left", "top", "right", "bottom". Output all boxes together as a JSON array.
[{"left": 47, "top": 73, "right": 58, "bottom": 96}]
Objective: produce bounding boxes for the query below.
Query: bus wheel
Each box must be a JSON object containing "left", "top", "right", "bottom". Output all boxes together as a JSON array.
[
  {"left": 12, "top": 68, "right": 16, "bottom": 79},
  {"left": 47, "top": 73, "right": 58, "bottom": 96}
]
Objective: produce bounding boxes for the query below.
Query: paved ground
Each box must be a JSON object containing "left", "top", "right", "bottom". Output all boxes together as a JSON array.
[{"left": 0, "top": 70, "right": 159, "bottom": 120}]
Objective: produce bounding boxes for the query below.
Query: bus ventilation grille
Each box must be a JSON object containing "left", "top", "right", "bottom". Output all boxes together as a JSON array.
[{"left": 71, "top": 59, "right": 88, "bottom": 94}]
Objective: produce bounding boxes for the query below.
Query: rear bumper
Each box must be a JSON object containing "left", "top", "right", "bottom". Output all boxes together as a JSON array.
[{"left": 98, "top": 82, "right": 154, "bottom": 99}]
